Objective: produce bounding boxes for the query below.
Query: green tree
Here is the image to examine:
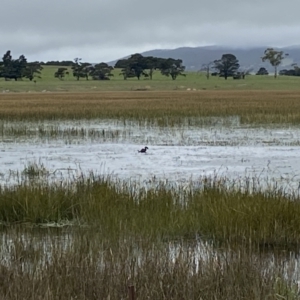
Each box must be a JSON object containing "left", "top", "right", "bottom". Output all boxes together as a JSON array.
[
  {"left": 213, "top": 54, "right": 240, "bottom": 80},
  {"left": 127, "top": 54, "right": 147, "bottom": 80},
  {"left": 0, "top": 51, "right": 28, "bottom": 80},
  {"left": 72, "top": 58, "right": 91, "bottom": 80},
  {"left": 292, "top": 63, "right": 300, "bottom": 76},
  {"left": 118, "top": 67, "right": 135, "bottom": 80},
  {"left": 54, "top": 67, "right": 68, "bottom": 80},
  {"left": 115, "top": 54, "right": 184, "bottom": 80},
  {"left": 1, "top": 50, "right": 13, "bottom": 79},
  {"left": 159, "top": 58, "right": 186, "bottom": 80},
  {"left": 89, "top": 63, "right": 114, "bottom": 80},
  {"left": 23, "top": 62, "right": 43, "bottom": 81},
  {"left": 115, "top": 54, "right": 149, "bottom": 80},
  {"left": 143, "top": 56, "right": 160, "bottom": 80},
  {"left": 279, "top": 64, "right": 300, "bottom": 76},
  {"left": 256, "top": 67, "right": 269, "bottom": 75},
  {"left": 261, "top": 48, "right": 288, "bottom": 78},
  {"left": 115, "top": 58, "right": 132, "bottom": 80}
]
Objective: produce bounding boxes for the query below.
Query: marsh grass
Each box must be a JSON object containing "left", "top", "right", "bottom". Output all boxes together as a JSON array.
[
  {"left": 1, "top": 90, "right": 300, "bottom": 125},
  {"left": 1, "top": 173, "right": 300, "bottom": 251},
  {"left": 0, "top": 122, "right": 129, "bottom": 142},
  {"left": 22, "top": 162, "right": 49, "bottom": 179},
  {"left": 0, "top": 227, "right": 299, "bottom": 299}
]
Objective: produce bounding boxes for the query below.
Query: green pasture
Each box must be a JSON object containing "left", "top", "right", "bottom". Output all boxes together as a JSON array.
[{"left": 0, "top": 65, "right": 300, "bottom": 92}]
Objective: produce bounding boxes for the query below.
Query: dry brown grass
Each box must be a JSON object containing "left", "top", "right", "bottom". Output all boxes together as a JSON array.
[{"left": 1, "top": 90, "right": 300, "bottom": 124}]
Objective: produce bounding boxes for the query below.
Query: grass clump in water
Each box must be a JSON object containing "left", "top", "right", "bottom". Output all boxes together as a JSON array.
[{"left": 1, "top": 174, "right": 300, "bottom": 251}]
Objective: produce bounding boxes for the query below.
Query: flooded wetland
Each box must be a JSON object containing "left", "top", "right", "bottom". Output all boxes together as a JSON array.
[{"left": 1, "top": 91, "right": 300, "bottom": 298}]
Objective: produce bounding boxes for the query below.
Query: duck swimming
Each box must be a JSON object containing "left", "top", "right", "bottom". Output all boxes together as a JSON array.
[{"left": 138, "top": 146, "right": 148, "bottom": 153}]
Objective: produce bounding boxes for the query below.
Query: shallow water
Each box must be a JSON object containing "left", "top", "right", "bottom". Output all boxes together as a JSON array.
[{"left": 1, "top": 119, "right": 300, "bottom": 193}]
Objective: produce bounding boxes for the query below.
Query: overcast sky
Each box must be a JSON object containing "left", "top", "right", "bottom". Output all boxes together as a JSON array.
[{"left": 1, "top": 0, "right": 299, "bottom": 62}]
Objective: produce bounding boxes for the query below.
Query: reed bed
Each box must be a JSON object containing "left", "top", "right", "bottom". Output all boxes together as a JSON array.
[
  {"left": 1, "top": 173, "right": 300, "bottom": 251},
  {"left": 1, "top": 90, "right": 300, "bottom": 125},
  {"left": 0, "top": 226, "right": 299, "bottom": 299},
  {"left": 0, "top": 122, "right": 129, "bottom": 141}
]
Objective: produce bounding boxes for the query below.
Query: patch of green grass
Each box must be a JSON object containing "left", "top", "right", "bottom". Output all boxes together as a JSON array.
[{"left": 0, "top": 65, "right": 300, "bottom": 92}]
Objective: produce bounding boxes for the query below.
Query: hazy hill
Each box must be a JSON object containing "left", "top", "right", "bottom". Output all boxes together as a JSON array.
[{"left": 108, "top": 45, "right": 300, "bottom": 72}]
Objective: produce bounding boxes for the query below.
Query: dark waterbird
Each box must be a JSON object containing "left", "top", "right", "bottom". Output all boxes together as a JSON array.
[{"left": 138, "top": 146, "right": 149, "bottom": 153}]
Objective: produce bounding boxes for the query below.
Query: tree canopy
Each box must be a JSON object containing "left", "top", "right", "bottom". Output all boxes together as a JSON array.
[
  {"left": 0, "top": 50, "right": 43, "bottom": 81},
  {"left": 256, "top": 67, "right": 269, "bottom": 75},
  {"left": 213, "top": 54, "right": 240, "bottom": 80},
  {"left": 54, "top": 67, "right": 69, "bottom": 80},
  {"left": 71, "top": 58, "right": 92, "bottom": 80},
  {"left": 261, "top": 48, "right": 288, "bottom": 78},
  {"left": 159, "top": 58, "right": 186, "bottom": 80},
  {"left": 55, "top": 62, "right": 114, "bottom": 81},
  {"left": 115, "top": 54, "right": 186, "bottom": 80},
  {"left": 89, "top": 63, "right": 114, "bottom": 80},
  {"left": 115, "top": 54, "right": 151, "bottom": 80},
  {"left": 279, "top": 64, "right": 300, "bottom": 76}
]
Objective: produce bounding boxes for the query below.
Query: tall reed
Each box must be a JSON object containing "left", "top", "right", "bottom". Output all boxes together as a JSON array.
[
  {"left": 0, "top": 227, "right": 298, "bottom": 299},
  {"left": 2, "top": 91, "right": 300, "bottom": 125},
  {"left": 1, "top": 174, "right": 300, "bottom": 250}
]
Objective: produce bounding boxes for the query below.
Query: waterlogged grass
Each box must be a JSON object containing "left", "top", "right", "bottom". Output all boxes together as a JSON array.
[
  {"left": 1, "top": 90, "right": 300, "bottom": 125},
  {"left": 1, "top": 173, "right": 300, "bottom": 251},
  {"left": 0, "top": 121, "right": 130, "bottom": 142},
  {"left": 0, "top": 227, "right": 299, "bottom": 299},
  {"left": 2, "top": 85, "right": 300, "bottom": 298}
]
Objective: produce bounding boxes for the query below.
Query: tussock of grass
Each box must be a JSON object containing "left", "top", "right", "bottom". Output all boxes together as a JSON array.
[
  {"left": 190, "top": 186, "right": 300, "bottom": 249},
  {"left": 1, "top": 175, "right": 300, "bottom": 250}
]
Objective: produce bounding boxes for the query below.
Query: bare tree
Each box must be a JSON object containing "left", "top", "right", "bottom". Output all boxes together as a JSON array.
[{"left": 199, "top": 61, "right": 214, "bottom": 79}]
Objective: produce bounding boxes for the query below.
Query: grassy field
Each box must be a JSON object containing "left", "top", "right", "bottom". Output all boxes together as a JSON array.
[
  {"left": 1, "top": 90, "right": 300, "bottom": 125},
  {"left": 0, "top": 65, "right": 300, "bottom": 92}
]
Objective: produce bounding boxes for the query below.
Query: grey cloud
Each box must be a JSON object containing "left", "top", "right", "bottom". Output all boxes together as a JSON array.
[{"left": 1, "top": 0, "right": 300, "bottom": 62}]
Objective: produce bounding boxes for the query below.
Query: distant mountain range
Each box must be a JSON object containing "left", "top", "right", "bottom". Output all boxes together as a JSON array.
[{"left": 108, "top": 45, "right": 300, "bottom": 72}]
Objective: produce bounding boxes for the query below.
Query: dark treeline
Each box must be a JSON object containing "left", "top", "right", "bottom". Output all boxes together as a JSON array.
[
  {"left": 0, "top": 50, "right": 187, "bottom": 81},
  {"left": 0, "top": 50, "right": 43, "bottom": 81},
  {"left": 0, "top": 47, "right": 299, "bottom": 81},
  {"left": 279, "top": 67, "right": 300, "bottom": 76},
  {"left": 115, "top": 53, "right": 186, "bottom": 80},
  {"left": 64, "top": 54, "right": 187, "bottom": 81},
  {"left": 54, "top": 58, "right": 115, "bottom": 81},
  {"left": 42, "top": 60, "right": 75, "bottom": 66}
]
